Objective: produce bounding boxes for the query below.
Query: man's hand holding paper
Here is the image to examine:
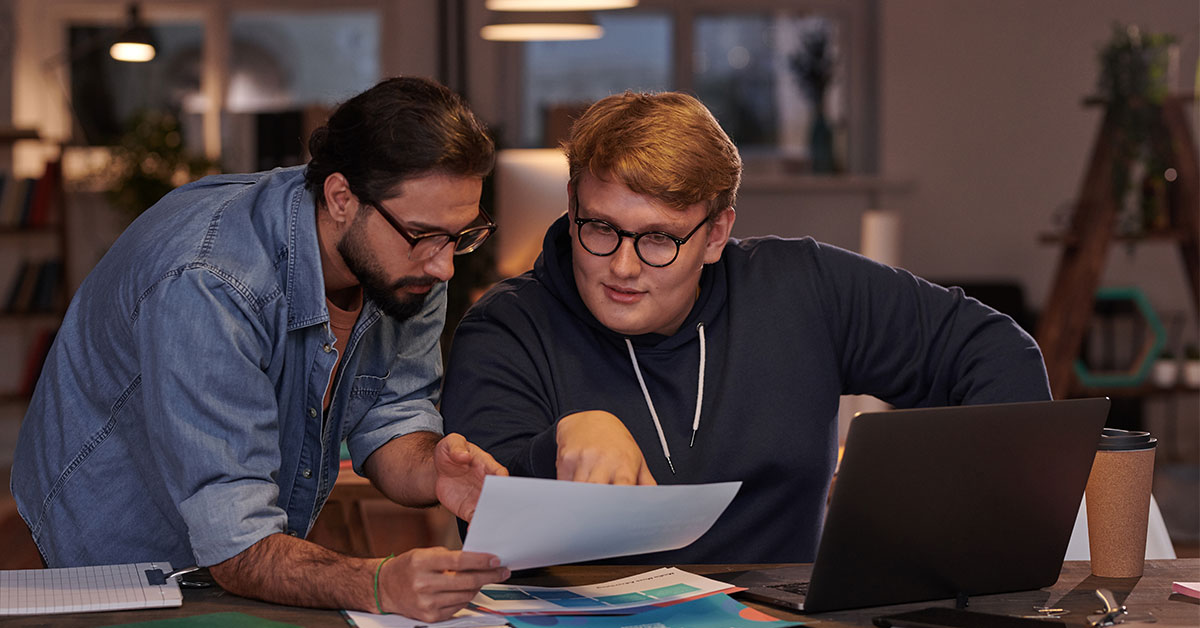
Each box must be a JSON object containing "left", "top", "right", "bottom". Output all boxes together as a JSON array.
[{"left": 434, "top": 432, "right": 510, "bottom": 522}]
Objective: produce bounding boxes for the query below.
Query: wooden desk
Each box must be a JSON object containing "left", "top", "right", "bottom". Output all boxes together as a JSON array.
[{"left": 2, "top": 560, "right": 1196, "bottom": 627}]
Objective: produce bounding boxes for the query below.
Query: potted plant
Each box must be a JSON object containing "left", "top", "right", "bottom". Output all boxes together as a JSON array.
[
  {"left": 789, "top": 23, "right": 837, "bottom": 174},
  {"left": 1097, "top": 24, "right": 1178, "bottom": 237},
  {"left": 102, "top": 110, "right": 219, "bottom": 223}
]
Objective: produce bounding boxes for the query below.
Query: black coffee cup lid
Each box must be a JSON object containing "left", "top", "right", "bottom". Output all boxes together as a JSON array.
[{"left": 1098, "top": 428, "right": 1157, "bottom": 451}]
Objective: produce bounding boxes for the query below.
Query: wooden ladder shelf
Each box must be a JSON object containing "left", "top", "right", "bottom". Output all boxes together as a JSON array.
[{"left": 1036, "top": 96, "right": 1199, "bottom": 399}]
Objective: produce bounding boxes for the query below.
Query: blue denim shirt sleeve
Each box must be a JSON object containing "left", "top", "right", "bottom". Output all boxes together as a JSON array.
[
  {"left": 135, "top": 266, "right": 290, "bottom": 567},
  {"left": 11, "top": 167, "right": 460, "bottom": 570},
  {"left": 344, "top": 281, "right": 447, "bottom": 475}
]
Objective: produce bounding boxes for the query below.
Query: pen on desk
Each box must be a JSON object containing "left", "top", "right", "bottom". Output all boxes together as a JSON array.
[
  {"left": 166, "top": 565, "right": 213, "bottom": 588},
  {"left": 165, "top": 565, "right": 199, "bottom": 580}
]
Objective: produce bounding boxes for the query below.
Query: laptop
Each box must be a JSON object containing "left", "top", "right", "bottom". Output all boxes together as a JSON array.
[{"left": 718, "top": 398, "right": 1110, "bottom": 614}]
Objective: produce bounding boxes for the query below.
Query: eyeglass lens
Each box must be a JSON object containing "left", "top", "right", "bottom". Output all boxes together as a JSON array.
[
  {"left": 409, "top": 226, "right": 494, "bottom": 261},
  {"left": 578, "top": 222, "right": 680, "bottom": 266}
]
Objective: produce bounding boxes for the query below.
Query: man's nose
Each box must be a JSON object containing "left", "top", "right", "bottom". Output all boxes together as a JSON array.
[
  {"left": 424, "top": 244, "right": 456, "bottom": 282},
  {"left": 609, "top": 237, "right": 642, "bottom": 278}
]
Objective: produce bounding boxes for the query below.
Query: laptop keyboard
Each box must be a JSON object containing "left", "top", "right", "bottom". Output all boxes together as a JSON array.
[{"left": 766, "top": 581, "right": 810, "bottom": 595}]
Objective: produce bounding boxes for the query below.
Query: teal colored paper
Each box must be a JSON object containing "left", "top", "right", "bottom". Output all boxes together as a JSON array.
[
  {"left": 503, "top": 594, "right": 805, "bottom": 628},
  {"left": 594, "top": 592, "right": 653, "bottom": 605},
  {"left": 641, "top": 583, "right": 699, "bottom": 598}
]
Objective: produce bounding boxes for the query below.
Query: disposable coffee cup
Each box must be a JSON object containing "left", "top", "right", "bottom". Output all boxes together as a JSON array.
[{"left": 1085, "top": 428, "right": 1157, "bottom": 578}]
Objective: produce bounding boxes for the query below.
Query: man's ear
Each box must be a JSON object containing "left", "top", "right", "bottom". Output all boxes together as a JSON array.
[
  {"left": 322, "top": 173, "right": 357, "bottom": 224},
  {"left": 703, "top": 207, "right": 736, "bottom": 264}
]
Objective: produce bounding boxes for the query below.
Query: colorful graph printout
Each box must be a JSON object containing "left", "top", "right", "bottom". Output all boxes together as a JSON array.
[
  {"left": 470, "top": 568, "right": 741, "bottom": 615},
  {"left": 504, "top": 594, "right": 804, "bottom": 628}
]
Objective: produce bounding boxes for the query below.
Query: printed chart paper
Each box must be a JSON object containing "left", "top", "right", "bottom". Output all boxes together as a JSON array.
[
  {"left": 462, "top": 476, "right": 741, "bottom": 570},
  {"left": 471, "top": 567, "right": 738, "bottom": 615},
  {"left": 504, "top": 593, "right": 804, "bottom": 628}
]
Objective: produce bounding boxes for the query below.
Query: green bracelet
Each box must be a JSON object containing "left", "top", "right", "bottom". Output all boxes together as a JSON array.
[{"left": 374, "top": 553, "right": 395, "bottom": 614}]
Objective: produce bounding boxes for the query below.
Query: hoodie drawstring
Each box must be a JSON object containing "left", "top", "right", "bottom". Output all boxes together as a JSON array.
[{"left": 624, "top": 322, "right": 707, "bottom": 475}]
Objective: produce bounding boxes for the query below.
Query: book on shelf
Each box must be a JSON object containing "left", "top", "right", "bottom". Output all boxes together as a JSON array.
[
  {"left": 0, "top": 162, "right": 62, "bottom": 229},
  {"left": 3, "top": 259, "right": 30, "bottom": 310},
  {"left": 4, "top": 259, "right": 61, "bottom": 313},
  {"left": 14, "top": 176, "right": 37, "bottom": 227},
  {"left": 0, "top": 173, "right": 36, "bottom": 228},
  {"left": 30, "top": 259, "right": 62, "bottom": 312},
  {"left": 26, "top": 160, "right": 62, "bottom": 228},
  {"left": 5, "top": 260, "right": 39, "bottom": 313}
]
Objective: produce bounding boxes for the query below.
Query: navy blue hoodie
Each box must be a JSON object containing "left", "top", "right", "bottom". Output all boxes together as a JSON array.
[{"left": 442, "top": 215, "right": 1050, "bottom": 563}]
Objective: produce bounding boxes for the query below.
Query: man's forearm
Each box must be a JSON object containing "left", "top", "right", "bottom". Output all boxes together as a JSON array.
[
  {"left": 362, "top": 431, "right": 440, "bottom": 506},
  {"left": 210, "top": 533, "right": 379, "bottom": 611}
]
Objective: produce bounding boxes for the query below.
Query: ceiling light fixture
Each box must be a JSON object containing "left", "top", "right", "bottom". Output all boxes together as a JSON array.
[
  {"left": 486, "top": 0, "right": 637, "bottom": 10},
  {"left": 109, "top": 4, "right": 157, "bottom": 63},
  {"left": 480, "top": 11, "right": 604, "bottom": 42}
]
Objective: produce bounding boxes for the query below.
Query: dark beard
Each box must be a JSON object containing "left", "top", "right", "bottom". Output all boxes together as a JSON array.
[{"left": 337, "top": 225, "right": 436, "bottom": 323}]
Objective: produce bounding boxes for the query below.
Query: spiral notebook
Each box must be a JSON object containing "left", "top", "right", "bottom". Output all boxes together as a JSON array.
[{"left": 0, "top": 562, "right": 183, "bottom": 615}]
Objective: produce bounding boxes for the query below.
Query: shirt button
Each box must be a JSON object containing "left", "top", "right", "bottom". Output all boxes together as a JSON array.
[
  {"left": 286, "top": 530, "right": 298, "bottom": 537},
  {"left": 308, "top": 407, "right": 318, "bottom": 418},
  {"left": 302, "top": 468, "right": 313, "bottom": 479},
  {"left": 323, "top": 344, "right": 332, "bottom": 353}
]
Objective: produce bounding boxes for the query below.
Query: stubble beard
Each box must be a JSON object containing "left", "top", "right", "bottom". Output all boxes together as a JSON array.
[{"left": 337, "top": 221, "right": 437, "bottom": 322}]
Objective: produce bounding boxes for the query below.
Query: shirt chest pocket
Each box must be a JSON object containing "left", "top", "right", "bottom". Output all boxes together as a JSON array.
[{"left": 338, "top": 372, "right": 388, "bottom": 439}]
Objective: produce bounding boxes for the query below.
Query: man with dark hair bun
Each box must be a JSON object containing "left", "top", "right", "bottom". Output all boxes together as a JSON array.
[{"left": 13, "top": 76, "right": 509, "bottom": 621}]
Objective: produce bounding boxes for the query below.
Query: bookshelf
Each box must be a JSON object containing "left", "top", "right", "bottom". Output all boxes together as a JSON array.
[{"left": 0, "top": 128, "right": 66, "bottom": 404}]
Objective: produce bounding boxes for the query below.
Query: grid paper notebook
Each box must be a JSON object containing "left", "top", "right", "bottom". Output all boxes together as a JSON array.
[{"left": 0, "top": 562, "right": 183, "bottom": 615}]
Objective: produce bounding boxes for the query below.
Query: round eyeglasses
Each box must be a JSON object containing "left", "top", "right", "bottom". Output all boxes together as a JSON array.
[
  {"left": 571, "top": 197, "right": 710, "bottom": 268},
  {"left": 371, "top": 203, "right": 497, "bottom": 261}
]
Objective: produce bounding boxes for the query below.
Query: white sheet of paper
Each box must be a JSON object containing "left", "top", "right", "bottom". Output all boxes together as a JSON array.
[
  {"left": 342, "top": 608, "right": 508, "bottom": 628},
  {"left": 461, "top": 476, "right": 741, "bottom": 570}
]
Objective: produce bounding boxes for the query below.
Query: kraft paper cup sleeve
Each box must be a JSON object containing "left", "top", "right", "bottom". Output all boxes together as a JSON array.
[{"left": 1085, "top": 430, "right": 1156, "bottom": 578}]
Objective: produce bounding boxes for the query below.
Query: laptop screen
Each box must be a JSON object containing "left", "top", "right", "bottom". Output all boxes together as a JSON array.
[{"left": 800, "top": 398, "right": 1109, "bottom": 612}]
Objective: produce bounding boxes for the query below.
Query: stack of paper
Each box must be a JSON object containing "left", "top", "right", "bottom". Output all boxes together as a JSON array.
[
  {"left": 344, "top": 477, "right": 749, "bottom": 627},
  {"left": 345, "top": 569, "right": 800, "bottom": 628},
  {"left": 471, "top": 569, "right": 801, "bottom": 628},
  {"left": 504, "top": 594, "right": 803, "bottom": 628},
  {"left": 471, "top": 568, "right": 734, "bottom": 615}
]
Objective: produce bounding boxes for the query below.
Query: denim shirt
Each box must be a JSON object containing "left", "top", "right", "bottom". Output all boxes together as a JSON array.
[{"left": 11, "top": 166, "right": 445, "bottom": 568}]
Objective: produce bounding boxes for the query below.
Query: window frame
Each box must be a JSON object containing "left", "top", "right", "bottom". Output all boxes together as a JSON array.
[
  {"left": 493, "top": 0, "right": 878, "bottom": 173},
  {"left": 14, "top": 0, "right": 402, "bottom": 168}
]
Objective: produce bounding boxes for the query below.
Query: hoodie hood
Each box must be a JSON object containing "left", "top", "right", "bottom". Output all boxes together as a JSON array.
[{"left": 531, "top": 214, "right": 729, "bottom": 351}]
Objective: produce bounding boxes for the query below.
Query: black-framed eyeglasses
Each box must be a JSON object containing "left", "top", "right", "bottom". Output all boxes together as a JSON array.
[
  {"left": 571, "top": 196, "right": 710, "bottom": 268},
  {"left": 370, "top": 203, "right": 497, "bottom": 261}
]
